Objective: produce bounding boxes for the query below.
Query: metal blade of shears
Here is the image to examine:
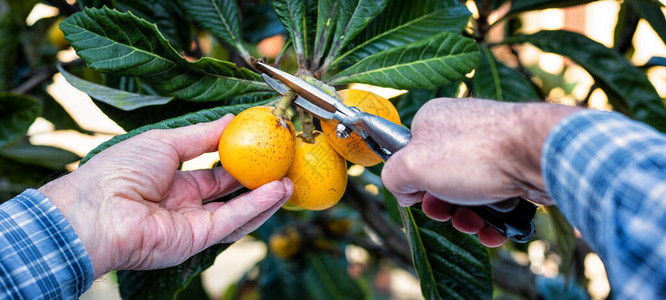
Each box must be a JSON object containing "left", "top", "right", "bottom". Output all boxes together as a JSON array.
[
  {"left": 255, "top": 61, "right": 356, "bottom": 118},
  {"left": 261, "top": 74, "right": 335, "bottom": 120}
]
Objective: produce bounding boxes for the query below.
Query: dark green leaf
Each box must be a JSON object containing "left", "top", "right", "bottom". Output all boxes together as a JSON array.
[
  {"left": 304, "top": 253, "right": 365, "bottom": 300},
  {"left": 321, "top": 0, "right": 389, "bottom": 69},
  {"left": 114, "top": 0, "right": 192, "bottom": 51},
  {"left": 272, "top": 0, "right": 306, "bottom": 58},
  {"left": 60, "top": 7, "right": 270, "bottom": 102},
  {"left": 629, "top": 0, "right": 666, "bottom": 46},
  {"left": 174, "top": 275, "right": 208, "bottom": 300},
  {"left": 94, "top": 91, "right": 276, "bottom": 131},
  {"left": 36, "top": 88, "right": 88, "bottom": 133},
  {"left": 77, "top": 0, "right": 111, "bottom": 9},
  {"left": 7, "top": 0, "right": 38, "bottom": 21},
  {"left": 258, "top": 254, "right": 307, "bottom": 300},
  {"left": 303, "top": 0, "right": 318, "bottom": 58},
  {"left": 180, "top": 0, "right": 250, "bottom": 59},
  {"left": 473, "top": 46, "right": 540, "bottom": 102},
  {"left": 328, "top": 32, "right": 480, "bottom": 90},
  {"left": 58, "top": 64, "right": 173, "bottom": 110},
  {"left": 334, "top": 4, "right": 471, "bottom": 68},
  {"left": 507, "top": 30, "right": 666, "bottom": 131},
  {"left": 508, "top": 0, "right": 598, "bottom": 15},
  {"left": 0, "top": 93, "right": 41, "bottom": 148},
  {"left": 400, "top": 206, "right": 492, "bottom": 299},
  {"left": 118, "top": 244, "right": 229, "bottom": 300},
  {"left": 0, "top": 143, "right": 80, "bottom": 170},
  {"left": 642, "top": 56, "right": 666, "bottom": 69},
  {"left": 0, "top": 12, "right": 22, "bottom": 91},
  {"left": 81, "top": 100, "right": 271, "bottom": 164},
  {"left": 240, "top": 1, "right": 285, "bottom": 43},
  {"left": 543, "top": 206, "right": 575, "bottom": 279},
  {"left": 613, "top": 1, "right": 640, "bottom": 54},
  {"left": 0, "top": 157, "right": 64, "bottom": 199},
  {"left": 312, "top": 0, "right": 341, "bottom": 67},
  {"left": 395, "top": 83, "right": 461, "bottom": 128}
]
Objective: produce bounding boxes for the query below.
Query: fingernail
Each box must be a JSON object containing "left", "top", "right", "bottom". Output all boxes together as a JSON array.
[{"left": 280, "top": 177, "right": 294, "bottom": 200}]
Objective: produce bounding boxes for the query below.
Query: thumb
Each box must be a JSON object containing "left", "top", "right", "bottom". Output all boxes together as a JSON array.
[{"left": 381, "top": 145, "right": 425, "bottom": 206}]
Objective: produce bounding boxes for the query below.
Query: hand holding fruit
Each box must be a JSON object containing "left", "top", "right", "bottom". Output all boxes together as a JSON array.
[{"left": 39, "top": 115, "right": 293, "bottom": 279}]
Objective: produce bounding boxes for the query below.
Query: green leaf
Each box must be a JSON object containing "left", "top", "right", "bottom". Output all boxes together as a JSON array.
[
  {"left": 508, "top": 0, "right": 598, "bottom": 15},
  {"left": 80, "top": 100, "right": 270, "bottom": 164},
  {"left": 304, "top": 253, "right": 365, "bottom": 300},
  {"left": 118, "top": 244, "right": 229, "bottom": 300},
  {"left": 36, "top": 88, "right": 88, "bottom": 133},
  {"left": 60, "top": 7, "right": 270, "bottom": 102},
  {"left": 328, "top": 32, "right": 480, "bottom": 90},
  {"left": 473, "top": 46, "right": 540, "bottom": 102},
  {"left": 628, "top": 0, "right": 666, "bottom": 46},
  {"left": 58, "top": 64, "right": 173, "bottom": 110},
  {"left": 180, "top": 0, "right": 250, "bottom": 59},
  {"left": 0, "top": 143, "right": 80, "bottom": 170},
  {"left": 399, "top": 206, "right": 492, "bottom": 299},
  {"left": 272, "top": 0, "right": 306, "bottom": 59},
  {"left": 319, "top": 0, "right": 389, "bottom": 71},
  {"left": 312, "top": 0, "right": 341, "bottom": 67},
  {"left": 240, "top": 1, "right": 285, "bottom": 43},
  {"left": 0, "top": 12, "right": 22, "bottom": 91},
  {"left": 0, "top": 157, "right": 65, "bottom": 200},
  {"left": 0, "top": 93, "right": 41, "bottom": 148},
  {"left": 114, "top": 0, "right": 192, "bottom": 51},
  {"left": 544, "top": 206, "right": 575, "bottom": 279},
  {"left": 334, "top": 4, "right": 471, "bottom": 67},
  {"left": 613, "top": 0, "right": 640, "bottom": 54},
  {"left": 507, "top": 30, "right": 666, "bottom": 132},
  {"left": 96, "top": 92, "right": 276, "bottom": 131},
  {"left": 257, "top": 254, "right": 307, "bottom": 300},
  {"left": 395, "top": 83, "right": 461, "bottom": 128}
]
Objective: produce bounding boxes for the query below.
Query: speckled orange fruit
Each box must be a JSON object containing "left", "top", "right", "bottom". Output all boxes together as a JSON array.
[
  {"left": 321, "top": 89, "right": 401, "bottom": 166},
  {"left": 48, "top": 17, "right": 68, "bottom": 49},
  {"left": 218, "top": 106, "right": 295, "bottom": 189},
  {"left": 285, "top": 132, "right": 347, "bottom": 211},
  {"left": 269, "top": 227, "right": 300, "bottom": 259}
]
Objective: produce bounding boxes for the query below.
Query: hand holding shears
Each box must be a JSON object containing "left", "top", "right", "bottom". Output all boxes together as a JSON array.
[{"left": 256, "top": 61, "right": 536, "bottom": 243}]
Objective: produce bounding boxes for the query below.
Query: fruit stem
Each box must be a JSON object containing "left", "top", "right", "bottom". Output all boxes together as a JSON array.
[
  {"left": 300, "top": 75, "right": 343, "bottom": 101},
  {"left": 273, "top": 90, "right": 296, "bottom": 119},
  {"left": 298, "top": 108, "right": 316, "bottom": 144}
]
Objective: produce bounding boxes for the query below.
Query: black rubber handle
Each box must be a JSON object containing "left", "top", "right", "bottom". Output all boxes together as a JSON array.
[{"left": 466, "top": 197, "right": 537, "bottom": 243}]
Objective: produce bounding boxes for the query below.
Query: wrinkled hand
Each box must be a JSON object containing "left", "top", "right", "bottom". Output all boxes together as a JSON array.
[
  {"left": 382, "top": 98, "right": 578, "bottom": 247},
  {"left": 39, "top": 115, "right": 293, "bottom": 278}
]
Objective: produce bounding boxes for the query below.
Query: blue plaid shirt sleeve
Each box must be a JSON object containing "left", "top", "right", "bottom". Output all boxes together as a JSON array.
[
  {"left": 542, "top": 109, "right": 666, "bottom": 299},
  {"left": 0, "top": 189, "right": 94, "bottom": 299}
]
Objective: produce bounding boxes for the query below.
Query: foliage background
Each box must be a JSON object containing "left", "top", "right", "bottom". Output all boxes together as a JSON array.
[{"left": 1, "top": 0, "right": 665, "bottom": 299}]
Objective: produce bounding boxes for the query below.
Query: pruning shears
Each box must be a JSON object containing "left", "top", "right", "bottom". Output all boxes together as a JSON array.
[{"left": 255, "top": 61, "right": 537, "bottom": 243}]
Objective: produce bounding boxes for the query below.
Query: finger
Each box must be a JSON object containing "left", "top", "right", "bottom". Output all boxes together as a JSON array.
[
  {"left": 381, "top": 146, "right": 425, "bottom": 207},
  {"left": 209, "top": 178, "right": 293, "bottom": 243},
  {"left": 153, "top": 114, "right": 235, "bottom": 162},
  {"left": 421, "top": 193, "right": 455, "bottom": 221},
  {"left": 477, "top": 226, "right": 508, "bottom": 248},
  {"left": 178, "top": 166, "right": 243, "bottom": 203},
  {"left": 219, "top": 195, "right": 286, "bottom": 243},
  {"left": 451, "top": 207, "right": 484, "bottom": 234}
]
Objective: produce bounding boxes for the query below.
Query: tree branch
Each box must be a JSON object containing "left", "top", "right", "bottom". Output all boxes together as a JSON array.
[
  {"left": 343, "top": 181, "right": 413, "bottom": 268},
  {"left": 11, "top": 59, "right": 83, "bottom": 95},
  {"left": 492, "top": 251, "right": 539, "bottom": 300}
]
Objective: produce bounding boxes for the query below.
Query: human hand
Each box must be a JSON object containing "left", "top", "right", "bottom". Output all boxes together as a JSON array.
[
  {"left": 39, "top": 114, "right": 293, "bottom": 278},
  {"left": 382, "top": 98, "right": 579, "bottom": 247}
]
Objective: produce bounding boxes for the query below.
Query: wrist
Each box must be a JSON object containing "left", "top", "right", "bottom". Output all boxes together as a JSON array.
[
  {"left": 38, "top": 172, "right": 110, "bottom": 278},
  {"left": 509, "top": 103, "right": 582, "bottom": 205}
]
